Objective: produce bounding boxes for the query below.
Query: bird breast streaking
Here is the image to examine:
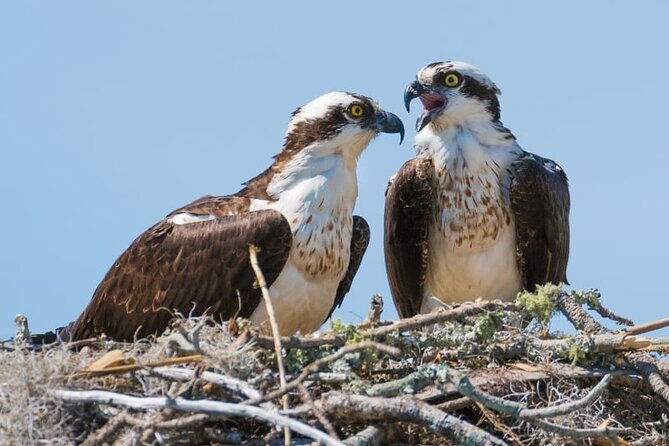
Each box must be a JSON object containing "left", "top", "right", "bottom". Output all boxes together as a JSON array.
[
  {"left": 64, "top": 92, "right": 404, "bottom": 341},
  {"left": 385, "top": 61, "right": 569, "bottom": 318}
]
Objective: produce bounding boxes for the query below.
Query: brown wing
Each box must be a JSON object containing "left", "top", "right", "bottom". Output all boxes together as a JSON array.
[
  {"left": 384, "top": 157, "right": 435, "bottom": 318},
  {"left": 510, "top": 152, "right": 570, "bottom": 290},
  {"left": 324, "top": 215, "right": 370, "bottom": 322},
  {"left": 64, "top": 205, "right": 292, "bottom": 341}
]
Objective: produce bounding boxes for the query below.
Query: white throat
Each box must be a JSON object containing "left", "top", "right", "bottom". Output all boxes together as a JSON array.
[
  {"left": 251, "top": 141, "right": 363, "bottom": 280},
  {"left": 263, "top": 147, "right": 360, "bottom": 222},
  {"left": 248, "top": 142, "right": 364, "bottom": 336}
]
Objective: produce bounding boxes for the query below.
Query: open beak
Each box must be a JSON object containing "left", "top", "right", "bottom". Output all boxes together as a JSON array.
[{"left": 404, "top": 80, "right": 447, "bottom": 132}]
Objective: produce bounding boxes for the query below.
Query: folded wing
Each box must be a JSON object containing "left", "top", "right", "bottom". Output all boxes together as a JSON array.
[
  {"left": 384, "top": 158, "right": 435, "bottom": 318},
  {"left": 510, "top": 153, "right": 570, "bottom": 290},
  {"left": 65, "top": 203, "right": 292, "bottom": 341}
]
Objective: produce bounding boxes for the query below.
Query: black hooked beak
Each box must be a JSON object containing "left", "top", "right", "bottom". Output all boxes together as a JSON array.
[
  {"left": 371, "top": 109, "right": 405, "bottom": 144},
  {"left": 404, "top": 80, "right": 426, "bottom": 113},
  {"left": 404, "top": 80, "right": 446, "bottom": 132}
]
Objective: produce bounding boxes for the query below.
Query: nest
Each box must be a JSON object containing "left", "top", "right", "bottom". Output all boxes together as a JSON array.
[{"left": 2, "top": 285, "right": 669, "bottom": 446}]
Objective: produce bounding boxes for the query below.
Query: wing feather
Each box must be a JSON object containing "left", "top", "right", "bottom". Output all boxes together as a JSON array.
[
  {"left": 65, "top": 206, "right": 292, "bottom": 341},
  {"left": 324, "top": 216, "right": 370, "bottom": 322},
  {"left": 510, "top": 152, "right": 570, "bottom": 290},
  {"left": 384, "top": 157, "right": 435, "bottom": 318}
]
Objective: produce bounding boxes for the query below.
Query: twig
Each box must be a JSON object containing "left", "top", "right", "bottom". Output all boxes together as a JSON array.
[
  {"left": 623, "top": 351, "right": 669, "bottom": 404},
  {"left": 84, "top": 412, "right": 215, "bottom": 444},
  {"left": 526, "top": 417, "right": 632, "bottom": 439},
  {"left": 254, "top": 334, "right": 345, "bottom": 350},
  {"left": 623, "top": 317, "right": 669, "bottom": 336},
  {"left": 52, "top": 389, "right": 345, "bottom": 446},
  {"left": 81, "top": 412, "right": 130, "bottom": 446},
  {"left": 435, "top": 396, "right": 473, "bottom": 412},
  {"left": 529, "top": 332, "right": 653, "bottom": 355},
  {"left": 476, "top": 402, "right": 524, "bottom": 445},
  {"left": 13, "top": 314, "right": 31, "bottom": 346},
  {"left": 417, "top": 363, "right": 628, "bottom": 403},
  {"left": 518, "top": 374, "right": 613, "bottom": 418},
  {"left": 366, "top": 300, "right": 516, "bottom": 337},
  {"left": 554, "top": 292, "right": 606, "bottom": 334},
  {"left": 249, "top": 245, "right": 290, "bottom": 446},
  {"left": 363, "top": 295, "right": 384, "bottom": 326},
  {"left": 297, "top": 382, "right": 339, "bottom": 440},
  {"left": 76, "top": 355, "right": 203, "bottom": 376},
  {"left": 366, "top": 366, "right": 434, "bottom": 397},
  {"left": 320, "top": 391, "right": 509, "bottom": 446},
  {"left": 571, "top": 289, "right": 634, "bottom": 327},
  {"left": 147, "top": 366, "right": 262, "bottom": 400},
  {"left": 342, "top": 425, "right": 390, "bottom": 446},
  {"left": 553, "top": 292, "right": 669, "bottom": 405},
  {"left": 164, "top": 317, "right": 207, "bottom": 354},
  {"left": 246, "top": 340, "right": 400, "bottom": 405},
  {"left": 143, "top": 413, "right": 210, "bottom": 429},
  {"left": 435, "top": 365, "right": 630, "bottom": 438}
]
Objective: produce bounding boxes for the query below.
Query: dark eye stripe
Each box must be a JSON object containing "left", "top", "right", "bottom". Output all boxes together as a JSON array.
[{"left": 460, "top": 75, "right": 501, "bottom": 121}]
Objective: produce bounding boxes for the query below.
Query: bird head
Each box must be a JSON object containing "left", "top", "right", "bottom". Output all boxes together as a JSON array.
[
  {"left": 404, "top": 61, "right": 501, "bottom": 132},
  {"left": 281, "top": 92, "right": 404, "bottom": 165}
]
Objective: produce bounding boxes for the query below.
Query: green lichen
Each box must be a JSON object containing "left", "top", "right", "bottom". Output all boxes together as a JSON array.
[
  {"left": 329, "top": 319, "right": 365, "bottom": 344},
  {"left": 570, "top": 288, "right": 602, "bottom": 307},
  {"left": 515, "top": 283, "right": 561, "bottom": 326},
  {"left": 568, "top": 336, "right": 593, "bottom": 365},
  {"left": 283, "top": 346, "right": 328, "bottom": 373},
  {"left": 473, "top": 312, "right": 502, "bottom": 344},
  {"left": 322, "top": 320, "right": 381, "bottom": 375}
]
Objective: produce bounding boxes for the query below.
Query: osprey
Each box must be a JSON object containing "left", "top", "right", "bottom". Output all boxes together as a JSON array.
[
  {"left": 384, "top": 61, "right": 569, "bottom": 317},
  {"left": 64, "top": 92, "right": 404, "bottom": 341}
]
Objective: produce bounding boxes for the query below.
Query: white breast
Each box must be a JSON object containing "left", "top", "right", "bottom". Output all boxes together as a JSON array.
[
  {"left": 248, "top": 154, "right": 357, "bottom": 335},
  {"left": 417, "top": 125, "right": 523, "bottom": 311}
]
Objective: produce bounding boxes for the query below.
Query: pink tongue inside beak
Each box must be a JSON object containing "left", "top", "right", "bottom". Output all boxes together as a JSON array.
[
  {"left": 419, "top": 93, "right": 446, "bottom": 111},
  {"left": 418, "top": 93, "right": 446, "bottom": 123}
]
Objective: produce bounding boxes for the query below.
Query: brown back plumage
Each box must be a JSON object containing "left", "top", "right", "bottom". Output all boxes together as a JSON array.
[{"left": 64, "top": 205, "right": 292, "bottom": 341}]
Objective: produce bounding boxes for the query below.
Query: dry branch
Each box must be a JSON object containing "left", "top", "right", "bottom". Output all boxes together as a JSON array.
[
  {"left": 52, "top": 389, "right": 344, "bottom": 446},
  {"left": 249, "top": 245, "right": 291, "bottom": 445},
  {"left": 623, "top": 317, "right": 669, "bottom": 336},
  {"left": 321, "top": 391, "right": 509, "bottom": 446},
  {"left": 254, "top": 334, "right": 345, "bottom": 349},
  {"left": 553, "top": 291, "right": 669, "bottom": 405},
  {"left": 76, "top": 354, "right": 203, "bottom": 376},
  {"left": 342, "top": 425, "right": 390, "bottom": 446},
  {"left": 146, "top": 366, "right": 262, "bottom": 400},
  {"left": 365, "top": 300, "right": 516, "bottom": 337}
]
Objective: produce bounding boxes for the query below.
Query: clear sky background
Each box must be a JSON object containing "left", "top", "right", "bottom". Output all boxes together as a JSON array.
[{"left": 2, "top": 1, "right": 668, "bottom": 339}]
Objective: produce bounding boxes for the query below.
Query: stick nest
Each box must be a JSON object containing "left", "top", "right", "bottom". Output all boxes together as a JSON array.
[{"left": 2, "top": 285, "right": 668, "bottom": 446}]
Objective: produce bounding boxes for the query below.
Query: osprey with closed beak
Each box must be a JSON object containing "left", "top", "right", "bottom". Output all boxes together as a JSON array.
[
  {"left": 64, "top": 92, "right": 404, "bottom": 341},
  {"left": 385, "top": 61, "right": 569, "bottom": 317}
]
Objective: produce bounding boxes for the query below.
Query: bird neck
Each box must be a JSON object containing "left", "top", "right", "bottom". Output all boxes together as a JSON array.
[
  {"left": 416, "top": 118, "right": 519, "bottom": 176},
  {"left": 250, "top": 148, "right": 357, "bottom": 281},
  {"left": 249, "top": 147, "right": 358, "bottom": 236},
  {"left": 268, "top": 147, "right": 358, "bottom": 200}
]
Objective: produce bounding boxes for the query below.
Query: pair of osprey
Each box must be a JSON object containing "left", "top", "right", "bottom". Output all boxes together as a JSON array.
[{"left": 63, "top": 61, "right": 569, "bottom": 341}]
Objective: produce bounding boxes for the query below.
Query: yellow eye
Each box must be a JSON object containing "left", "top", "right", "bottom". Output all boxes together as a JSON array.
[
  {"left": 349, "top": 104, "right": 365, "bottom": 118},
  {"left": 443, "top": 72, "right": 461, "bottom": 87}
]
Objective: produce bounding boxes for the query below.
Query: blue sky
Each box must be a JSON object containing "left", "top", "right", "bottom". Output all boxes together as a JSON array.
[{"left": 2, "top": 1, "right": 668, "bottom": 339}]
